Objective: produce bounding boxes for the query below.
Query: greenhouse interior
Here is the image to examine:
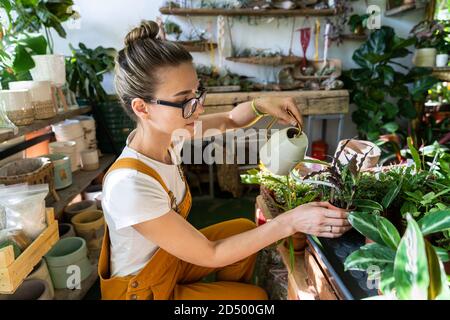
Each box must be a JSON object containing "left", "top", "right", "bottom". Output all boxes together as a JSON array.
[{"left": 0, "top": 0, "right": 449, "bottom": 303}]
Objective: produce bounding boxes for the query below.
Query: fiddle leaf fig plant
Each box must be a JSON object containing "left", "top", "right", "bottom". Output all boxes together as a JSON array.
[{"left": 343, "top": 26, "right": 438, "bottom": 141}]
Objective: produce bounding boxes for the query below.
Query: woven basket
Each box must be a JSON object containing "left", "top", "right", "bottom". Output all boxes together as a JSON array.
[
  {"left": 432, "top": 67, "right": 450, "bottom": 81},
  {"left": 0, "top": 158, "right": 60, "bottom": 202}
]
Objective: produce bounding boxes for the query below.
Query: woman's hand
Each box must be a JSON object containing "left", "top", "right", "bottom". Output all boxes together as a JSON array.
[
  {"left": 254, "top": 97, "right": 303, "bottom": 128},
  {"left": 279, "top": 201, "right": 352, "bottom": 238}
]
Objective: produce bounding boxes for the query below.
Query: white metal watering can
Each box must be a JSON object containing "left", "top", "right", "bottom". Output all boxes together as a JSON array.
[{"left": 259, "top": 111, "right": 308, "bottom": 176}]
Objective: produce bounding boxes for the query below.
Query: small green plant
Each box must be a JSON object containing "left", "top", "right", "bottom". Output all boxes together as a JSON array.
[
  {"left": 347, "top": 14, "right": 370, "bottom": 34},
  {"left": 66, "top": 43, "right": 116, "bottom": 103},
  {"left": 164, "top": 20, "right": 182, "bottom": 40},
  {"left": 345, "top": 212, "right": 450, "bottom": 299}
]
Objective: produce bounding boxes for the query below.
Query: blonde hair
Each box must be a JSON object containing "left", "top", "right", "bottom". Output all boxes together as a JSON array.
[{"left": 115, "top": 20, "right": 193, "bottom": 121}]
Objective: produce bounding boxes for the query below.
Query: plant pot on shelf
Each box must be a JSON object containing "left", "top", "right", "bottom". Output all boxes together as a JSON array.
[
  {"left": 58, "top": 223, "right": 76, "bottom": 239},
  {"left": 44, "top": 237, "right": 93, "bottom": 289},
  {"left": 30, "top": 54, "right": 66, "bottom": 87},
  {"left": 64, "top": 200, "right": 97, "bottom": 223},
  {"left": 25, "top": 259, "right": 54, "bottom": 299},
  {"left": 284, "top": 232, "right": 307, "bottom": 254},
  {"left": 0, "top": 279, "right": 53, "bottom": 300},
  {"left": 412, "top": 48, "right": 437, "bottom": 67},
  {"left": 436, "top": 54, "right": 449, "bottom": 68},
  {"left": 71, "top": 210, "right": 105, "bottom": 251}
]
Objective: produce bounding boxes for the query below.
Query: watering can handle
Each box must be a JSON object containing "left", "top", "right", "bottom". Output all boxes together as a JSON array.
[{"left": 264, "top": 110, "right": 303, "bottom": 140}]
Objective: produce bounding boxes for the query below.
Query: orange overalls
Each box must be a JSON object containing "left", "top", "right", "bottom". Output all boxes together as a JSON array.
[{"left": 98, "top": 158, "right": 268, "bottom": 300}]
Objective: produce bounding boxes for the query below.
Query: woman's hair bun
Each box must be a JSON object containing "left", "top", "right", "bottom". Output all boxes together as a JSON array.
[{"left": 124, "top": 20, "right": 160, "bottom": 46}]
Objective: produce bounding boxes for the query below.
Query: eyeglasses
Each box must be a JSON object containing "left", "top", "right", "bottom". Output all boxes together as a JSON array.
[{"left": 150, "top": 88, "right": 207, "bottom": 119}]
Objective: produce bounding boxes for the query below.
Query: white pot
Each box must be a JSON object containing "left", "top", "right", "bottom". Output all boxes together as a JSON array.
[
  {"left": 436, "top": 54, "right": 449, "bottom": 67},
  {"left": 30, "top": 54, "right": 66, "bottom": 87},
  {"left": 413, "top": 48, "right": 437, "bottom": 67},
  {"left": 9, "top": 80, "right": 56, "bottom": 120},
  {"left": 49, "top": 141, "right": 78, "bottom": 172},
  {"left": 0, "top": 89, "right": 34, "bottom": 126},
  {"left": 259, "top": 127, "right": 308, "bottom": 176},
  {"left": 80, "top": 149, "right": 99, "bottom": 171}
]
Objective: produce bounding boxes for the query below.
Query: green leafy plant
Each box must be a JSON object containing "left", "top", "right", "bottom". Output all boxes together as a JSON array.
[
  {"left": 196, "top": 65, "right": 252, "bottom": 91},
  {"left": 345, "top": 212, "right": 450, "bottom": 299},
  {"left": 7, "top": 0, "right": 78, "bottom": 53},
  {"left": 66, "top": 43, "right": 116, "bottom": 103},
  {"left": 343, "top": 26, "right": 438, "bottom": 141},
  {"left": 410, "top": 19, "right": 450, "bottom": 50},
  {"left": 347, "top": 14, "right": 370, "bottom": 34},
  {"left": 164, "top": 20, "right": 182, "bottom": 40}
]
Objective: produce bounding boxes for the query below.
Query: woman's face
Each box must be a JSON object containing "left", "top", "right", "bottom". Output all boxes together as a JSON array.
[{"left": 145, "top": 62, "right": 204, "bottom": 138}]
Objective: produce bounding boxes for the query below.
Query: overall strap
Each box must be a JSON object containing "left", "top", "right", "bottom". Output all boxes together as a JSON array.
[{"left": 104, "top": 158, "right": 177, "bottom": 211}]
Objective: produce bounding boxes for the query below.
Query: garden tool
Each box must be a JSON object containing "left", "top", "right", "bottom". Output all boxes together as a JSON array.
[{"left": 259, "top": 110, "right": 308, "bottom": 176}]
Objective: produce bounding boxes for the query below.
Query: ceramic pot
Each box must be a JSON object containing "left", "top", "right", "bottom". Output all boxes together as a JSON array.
[
  {"left": 436, "top": 54, "right": 449, "bottom": 67},
  {"left": 259, "top": 127, "right": 308, "bottom": 176},
  {"left": 58, "top": 223, "right": 76, "bottom": 239},
  {"left": 0, "top": 89, "right": 34, "bottom": 126},
  {"left": 80, "top": 149, "right": 99, "bottom": 171},
  {"left": 30, "top": 54, "right": 66, "bottom": 87},
  {"left": 41, "top": 153, "right": 72, "bottom": 190},
  {"left": 0, "top": 279, "right": 52, "bottom": 300},
  {"left": 26, "top": 259, "right": 55, "bottom": 298},
  {"left": 9, "top": 80, "right": 56, "bottom": 119},
  {"left": 44, "top": 237, "right": 93, "bottom": 289},
  {"left": 64, "top": 200, "right": 97, "bottom": 222},
  {"left": 284, "top": 232, "right": 307, "bottom": 253},
  {"left": 413, "top": 48, "right": 437, "bottom": 67},
  {"left": 49, "top": 141, "right": 78, "bottom": 172},
  {"left": 71, "top": 210, "right": 105, "bottom": 251}
]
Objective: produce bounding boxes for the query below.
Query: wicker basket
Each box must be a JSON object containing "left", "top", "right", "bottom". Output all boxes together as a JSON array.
[
  {"left": 0, "top": 158, "right": 59, "bottom": 202},
  {"left": 432, "top": 67, "right": 450, "bottom": 81}
]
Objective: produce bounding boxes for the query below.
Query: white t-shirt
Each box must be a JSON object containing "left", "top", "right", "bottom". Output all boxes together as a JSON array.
[{"left": 102, "top": 130, "right": 186, "bottom": 277}]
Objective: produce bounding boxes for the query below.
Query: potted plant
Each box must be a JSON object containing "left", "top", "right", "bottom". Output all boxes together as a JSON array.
[
  {"left": 163, "top": 20, "right": 182, "bottom": 41},
  {"left": 434, "top": 20, "right": 450, "bottom": 67},
  {"left": 345, "top": 212, "right": 450, "bottom": 299},
  {"left": 65, "top": 43, "right": 116, "bottom": 105},
  {"left": 347, "top": 14, "right": 370, "bottom": 36},
  {"left": 410, "top": 20, "right": 445, "bottom": 67}
]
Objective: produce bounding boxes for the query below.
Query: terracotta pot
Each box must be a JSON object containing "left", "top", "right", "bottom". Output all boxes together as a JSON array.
[
  {"left": 284, "top": 232, "right": 307, "bottom": 254},
  {"left": 44, "top": 237, "right": 93, "bottom": 289},
  {"left": 58, "top": 223, "right": 76, "bottom": 239},
  {"left": 71, "top": 210, "right": 105, "bottom": 251},
  {"left": 64, "top": 200, "right": 97, "bottom": 222},
  {"left": 25, "top": 259, "right": 54, "bottom": 298},
  {"left": 0, "top": 279, "right": 52, "bottom": 300}
]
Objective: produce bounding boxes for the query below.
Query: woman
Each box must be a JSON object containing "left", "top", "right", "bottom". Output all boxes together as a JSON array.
[{"left": 99, "top": 20, "right": 351, "bottom": 300}]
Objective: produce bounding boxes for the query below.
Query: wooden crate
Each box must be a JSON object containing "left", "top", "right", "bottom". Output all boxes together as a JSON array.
[
  {"left": 0, "top": 208, "right": 59, "bottom": 294},
  {"left": 204, "top": 90, "right": 349, "bottom": 116}
]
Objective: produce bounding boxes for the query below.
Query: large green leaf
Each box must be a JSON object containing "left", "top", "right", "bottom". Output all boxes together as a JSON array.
[
  {"left": 425, "top": 240, "right": 445, "bottom": 300},
  {"left": 353, "top": 199, "right": 383, "bottom": 213},
  {"left": 382, "top": 122, "right": 399, "bottom": 134},
  {"left": 344, "top": 243, "right": 396, "bottom": 271},
  {"left": 381, "top": 178, "right": 403, "bottom": 209},
  {"left": 19, "top": 35, "right": 47, "bottom": 54},
  {"left": 417, "top": 210, "right": 450, "bottom": 236},
  {"left": 0, "top": 0, "right": 12, "bottom": 13},
  {"left": 12, "top": 45, "right": 35, "bottom": 73},
  {"left": 376, "top": 215, "right": 401, "bottom": 250},
  {"left": 379, "top": 264, "right": 395, "bottom": 295},
  {"left": 394, "top": 214, "right": 429, "bottom": 300},
  {"left": 398, "top": 98, "right": 417, "bottom": 119},
  {"left": 348, "top": 212, "right": 384, "bottom": 245}
]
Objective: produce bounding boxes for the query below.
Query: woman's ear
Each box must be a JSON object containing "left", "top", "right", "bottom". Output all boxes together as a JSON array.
[{"left": 131, "top": 98, "right": 151, "bottom": 120}]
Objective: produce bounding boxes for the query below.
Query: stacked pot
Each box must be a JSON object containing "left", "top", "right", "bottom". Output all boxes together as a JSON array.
[
  {"left": 49, "top": 141, "right": 78, "bottom": 172},
  {"left": 51, "top": 120, "right": 87, "bottom": 171},
  {"left": 74, "top": 116, "right": 97, "bottom": 150}
]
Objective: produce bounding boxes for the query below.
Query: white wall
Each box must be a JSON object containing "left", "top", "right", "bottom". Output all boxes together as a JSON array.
[{"left": 52, "top": 0, "right": 426, "bottom": 153}]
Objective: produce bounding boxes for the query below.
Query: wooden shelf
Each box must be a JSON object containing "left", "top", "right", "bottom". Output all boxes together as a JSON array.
[
  {"left": 171, "top": 40, "right": 217, "bottom": 52},
  {"left": 160, "top": 7, "right": 337, "bottom": 17},
  {"left": 0, "top": 106, "right": 92, "bottom": 143},
  {"left": 226, "top": 55, "right": 302, "bottom": 66},
  {"left": 385, "top": 3, "right": 418, "bottom": 16},
  {"left": 48, "top": 154, "right": 116, "bottom": 220},
  {"left": 432, "top": 67, "right": 450, "bottom": 81},
  {"left": 53, "top": 250, "right": 99, "bottom": 300}
]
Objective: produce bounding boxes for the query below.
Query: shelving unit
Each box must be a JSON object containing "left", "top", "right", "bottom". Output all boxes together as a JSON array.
[
  {"left": 49, "top": 154, "right": 116, "bottom": 220},
  {"left": 226, "top": 55, "right": 302, "bottom": 66},
  {"left": 0, "top": 106, "right": 92, "bottom": 143},
  {"left": 159, "top": 7, "right": 337, "bottom": 17},
  {"left": 385, "top": 3, "right": 418, "bottom": 16}
]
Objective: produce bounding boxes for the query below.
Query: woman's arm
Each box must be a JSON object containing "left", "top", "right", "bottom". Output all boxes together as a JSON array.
[
  {"left": 198, "top": 97, "right": 304, "bottom": 138},
  {"left": 133, "top": 202, "right": 350, "bottom": 268}
]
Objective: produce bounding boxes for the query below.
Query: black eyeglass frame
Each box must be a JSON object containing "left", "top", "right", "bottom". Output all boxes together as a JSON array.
[{"left": 149, "top": 88, "right": 207, "bottom": 119}]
